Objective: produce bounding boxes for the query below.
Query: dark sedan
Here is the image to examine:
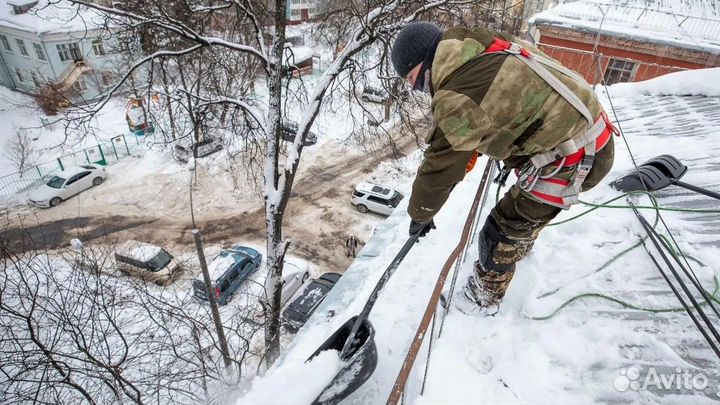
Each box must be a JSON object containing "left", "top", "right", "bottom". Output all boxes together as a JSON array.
[{"left": 282, "top": 272, "right": 342, "bottom": 333}]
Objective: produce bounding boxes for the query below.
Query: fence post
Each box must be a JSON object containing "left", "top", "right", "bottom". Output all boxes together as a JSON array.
[
  {"left": 36, "top": 166, "right": 42, "bottom": 178},
  {"left": 98, "top": 145, "right": 107, "bottom": 165},
  {"left": 111, "top": 140, "right": 119, "bottom": 160},
  {"left": 84, "top": 149, "right": 91, "bottom": 164},
  {"left": 57, "top": 158, "right": 64, "bottom": 171},
  {"left": 122, "top": 135, "right": 130, "bottom": 154}
]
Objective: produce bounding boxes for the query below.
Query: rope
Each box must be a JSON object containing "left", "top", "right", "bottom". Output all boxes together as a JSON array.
[{"left": 489, "top": 183, "right": 720, "bottom": 320}]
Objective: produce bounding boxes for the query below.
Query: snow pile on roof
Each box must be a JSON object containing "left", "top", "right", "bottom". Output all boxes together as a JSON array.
[
  {"left": 129, "top": 243, "right": 161, "bottom": 262},
  {"left": 0, "top": 0, "right": 106, "bottom": 34},
  {"left": 236, "top": 68, "right": 720, "bottom": 404},
  {"left": 284, "top": 45, "right": 314, "bottom": 66},
  {"left": 530, "top": 0, "right": 720, "bottom": 54},
  {"left": 599, "top": 67, "right": 720, "bottom": 97},
  {"left": 206, "top": 253, "right": 237, "bottom": 281}
]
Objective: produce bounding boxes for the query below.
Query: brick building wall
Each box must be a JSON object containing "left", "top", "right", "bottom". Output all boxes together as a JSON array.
[{"left": 534, "top": 25, "right": 719, "bottom": 84}]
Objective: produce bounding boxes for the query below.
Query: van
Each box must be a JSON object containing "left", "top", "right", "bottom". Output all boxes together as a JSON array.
[
  {"left": 115, "top": 240, "right": 181, "bottom": 285},
  {"left": 192, "top": 245, "right": 262, "bottom": 305},
  {"left": 351, "top": 182, "right": 404, "bottom": 216}
]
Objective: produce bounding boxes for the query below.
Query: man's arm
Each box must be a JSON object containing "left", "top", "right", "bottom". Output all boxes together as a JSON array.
[{"left": 407, "top": 127, "right": 475, "bottom": 223}]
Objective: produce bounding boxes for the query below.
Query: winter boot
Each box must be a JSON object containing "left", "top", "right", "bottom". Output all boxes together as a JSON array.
[
  {"left": 455, "top": 216, "right": 528, "bottom": 316},
  {"left": 456, "top": 266, "right": 515, "bottom": 316}
]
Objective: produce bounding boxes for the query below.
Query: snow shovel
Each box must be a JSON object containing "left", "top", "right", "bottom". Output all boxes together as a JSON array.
[
  {"left": 306, "top": 230, "right": 424, "bottom": 405},
  {"left": 611, "top": 154, "right": 720, "bottom": 201}
]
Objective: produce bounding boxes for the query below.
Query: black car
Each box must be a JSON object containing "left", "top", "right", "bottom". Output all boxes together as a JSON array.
[
  {"left": 280, "top": 121, "right": 318, "bottom": 146},
  {"left": 282, "top": 272, "right": 342, "bottom": 333},
  {"left": 173, "top": 136, "right": 224, "bottom": 163}
]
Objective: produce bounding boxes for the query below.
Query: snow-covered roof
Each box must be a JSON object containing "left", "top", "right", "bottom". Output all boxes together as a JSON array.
[
  {"left": 204, "top": 253, "right": 239, "bottom": 281},
  {"left": 0, "top": 0, "right": 105, "bottom": 35},
  {"left": 530, "top": 0, "right": 720, "bottom": 55},
  {"left": 238, "top": 68, "right": 720, "bottom": 404},
  {"left": 284, "top": 45, "right": 314, "bottom": 66},
  {"left": 117, "top": 240, "right": 162, "bottom": 262},
  {"left": 355, "top": 182, "right": 395, "bottom": 197}
]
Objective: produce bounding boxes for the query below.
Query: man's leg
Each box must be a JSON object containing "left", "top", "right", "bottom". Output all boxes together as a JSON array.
[
  {"left": 466, "top": 137, "right": 615, "bottom": 312},
  {"left": 464, "top": 186, "right": 562, "bottom": 312}
]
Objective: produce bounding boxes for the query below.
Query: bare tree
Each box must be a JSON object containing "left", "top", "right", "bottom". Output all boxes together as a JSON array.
[
  {"left": 54, "top": 0, "right": 479, "bottom": 364},
  {"left": 4, "top": 129, "right": 36, "bottom": 177},
  {"left": 0, "top": 224, "right": 268, "bottom": 405}
]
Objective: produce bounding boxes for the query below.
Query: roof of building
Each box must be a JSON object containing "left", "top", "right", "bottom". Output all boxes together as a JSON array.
[
  {"left": 530, "top": 0, "right": 720, "bottom": 55},
  {"left": 238, "top": 68, "right": 720, "bottom": 404},
  {"left": 0, "top": 0, "right": 105, "bottom": 35}
]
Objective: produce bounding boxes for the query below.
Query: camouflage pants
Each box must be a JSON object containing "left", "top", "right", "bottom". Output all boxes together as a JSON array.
[{"left": 487, "top": 136, "right": 615, "bottom": 265}]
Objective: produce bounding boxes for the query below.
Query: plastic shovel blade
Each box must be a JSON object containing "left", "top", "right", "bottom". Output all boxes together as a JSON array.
[
  {"left": 307, "top": 316, "right": 378, "bottom": 405},
  {"left": 611, "top": 165, "right": 674, "bottom": 192},
  {"left": 640, "top": 154, "right": 688, "bottom": 181}
]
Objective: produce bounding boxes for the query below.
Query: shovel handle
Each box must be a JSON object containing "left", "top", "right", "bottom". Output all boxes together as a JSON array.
[
  {"left": 673, "top": 180, "right": 720, "bottom": 201},
  {"left": 339, "top": 231, "right": 422, "bottom": 358}
]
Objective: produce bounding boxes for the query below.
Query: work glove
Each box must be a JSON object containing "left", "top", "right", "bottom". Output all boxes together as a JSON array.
[{"left": 409, "top": 219, "right": 436, "bottom": 240}]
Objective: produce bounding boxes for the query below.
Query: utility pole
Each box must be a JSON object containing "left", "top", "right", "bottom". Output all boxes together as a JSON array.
[{"left": 192, "top": 228, "right": 232, "bottom": 368}]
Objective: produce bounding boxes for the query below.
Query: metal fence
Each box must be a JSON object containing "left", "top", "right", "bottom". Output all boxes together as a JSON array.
[{"left": 0, "top": 133, "right": 147, "bottom": 198}]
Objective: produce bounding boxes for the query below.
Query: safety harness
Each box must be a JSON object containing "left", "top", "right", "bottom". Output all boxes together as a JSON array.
[{"left": 482, "top": 38, "right": 619, "bottom": 209}]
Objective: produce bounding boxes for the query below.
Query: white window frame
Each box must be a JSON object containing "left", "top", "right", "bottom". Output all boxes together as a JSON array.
[
  {"left": 603, "top": 58, "right": 636, "bottom": 85},
  {"left": 101, "top": 70, "right": 113, "bottom": 87},
  {"left": 73, "top": 77, "right": 88, "bottom": 92},
  {"left": 56, "top": 42, "right": 81, "bottom": 62},
  {"left": 33, "top": 43, "right": 47, "bottom": 61},
  {"left": 16, "top": 38, "right": 29, "bottom": 57},
  {"left": 0, "top": 34, "right": 12, "bottom": 53},
  {"left": 15, "top": 68, "right": 24, "bottom": 83},
  {"left": 92, "top": 39, "right": 106, "bottom": 56},
  {"left": 31, "top": 71, "right": 41, "bottom": 87}
]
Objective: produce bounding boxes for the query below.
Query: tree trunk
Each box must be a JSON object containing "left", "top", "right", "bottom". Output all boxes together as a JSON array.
[{"left": 263, "top": 0, "right": 289, "bottom": 365}]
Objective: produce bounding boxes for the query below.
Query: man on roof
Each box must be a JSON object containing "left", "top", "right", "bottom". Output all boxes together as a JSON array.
[{"left": 393, "top": 22, "right": 616, "bottom": 316}]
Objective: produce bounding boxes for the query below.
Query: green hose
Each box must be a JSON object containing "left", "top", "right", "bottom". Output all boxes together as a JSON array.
[{"left": 491, "top": 183, "right": 720, "bottom": 320}]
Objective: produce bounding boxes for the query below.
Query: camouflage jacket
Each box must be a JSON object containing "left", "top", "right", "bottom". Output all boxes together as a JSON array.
[{"left": 407, "top": 27, "right": 603, "bottom": 223}]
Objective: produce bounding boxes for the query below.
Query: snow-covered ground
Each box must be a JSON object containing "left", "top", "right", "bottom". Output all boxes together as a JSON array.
[
  {"left": 237, "top": 68, "right": 720, "bottom": 404},
  {"left": 0, "top": 86, "right": 129, "bottom": 177}
]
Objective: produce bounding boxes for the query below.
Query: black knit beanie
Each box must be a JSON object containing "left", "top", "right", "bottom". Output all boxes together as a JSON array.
[{"left": 391, "top": 21, "right": 444, "bottom": 77}]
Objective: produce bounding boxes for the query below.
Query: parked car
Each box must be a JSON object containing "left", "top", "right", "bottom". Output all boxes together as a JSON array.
[
  {"left": 280, "top": 121, "right": 318, "bottom": 146},
  {"left": 351, "top": 182, "right": 404, "bottom": 216},
  {"left": 28, "top": 164, "right": 107, "bottom": 207},
  {"left": 360, "top": 86, "right": 388, "bottom": 104},
  {"left": 173, "top": 136, "right": 224, "bottom": 163},
  {"left": 115, "top": 240, "right": 182, "bottom": 285},
  {"left": 282, "top": 272, "right": 342, "bottom": 333},
  {"left": 192, "top": 245, "right": 263, "bottom": 305},
  {"left": 281, "top": 259, "right": 311, "bottom": 307}
]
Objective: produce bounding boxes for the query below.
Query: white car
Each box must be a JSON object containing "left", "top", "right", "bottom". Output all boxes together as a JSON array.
[
  {"left": 351, "top": 182, "right": 404, "bottom": 216},
  {"left": 281, "top": 259, "right": 310, "bottom": 307},
  {"left": 28, "top": 164, "right": 107, "bottom": 207}
]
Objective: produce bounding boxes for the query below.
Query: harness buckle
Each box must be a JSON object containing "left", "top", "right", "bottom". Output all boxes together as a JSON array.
[
  {"left": 517, "top": 162, "right": 540, "bottom": 192},
  {"left": 493, "top": 163, "right": 512, "bottom": 187}
]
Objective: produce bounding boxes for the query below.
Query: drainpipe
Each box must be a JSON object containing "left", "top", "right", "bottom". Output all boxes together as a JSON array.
[{"left": 0, "top": 51, "right": 17, "bottom": 89}]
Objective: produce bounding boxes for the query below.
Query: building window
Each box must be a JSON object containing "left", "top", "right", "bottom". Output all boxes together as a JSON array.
[
  {"left": 56, "top": 42, "right": 81, "bottom": 62},
  {"left": 603, "top": 58, "right": 636, "bottom": 85},
  {"left": 101, "top": 71, "right": 113, "bottom": 87},
  {"left": 33, "top": 43, "right": 47, "bottom": 61},
  {"left": 16, "top": 39, "right": 29, "bottom": 57},
  {"left": 92, "top": 39, "right": 106, "bottom": 56},
  {"left": 15, "top": 68, "right": 24, "bottom": 83},
  {"left": 72, "top": 78, "right": 88, "bottom": 92},
  {"left": 31, "top": 72, "right": 42, "bottom": 87},
  {"left": 0, "top": 35, "right": 12, "bottom": 52}
]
